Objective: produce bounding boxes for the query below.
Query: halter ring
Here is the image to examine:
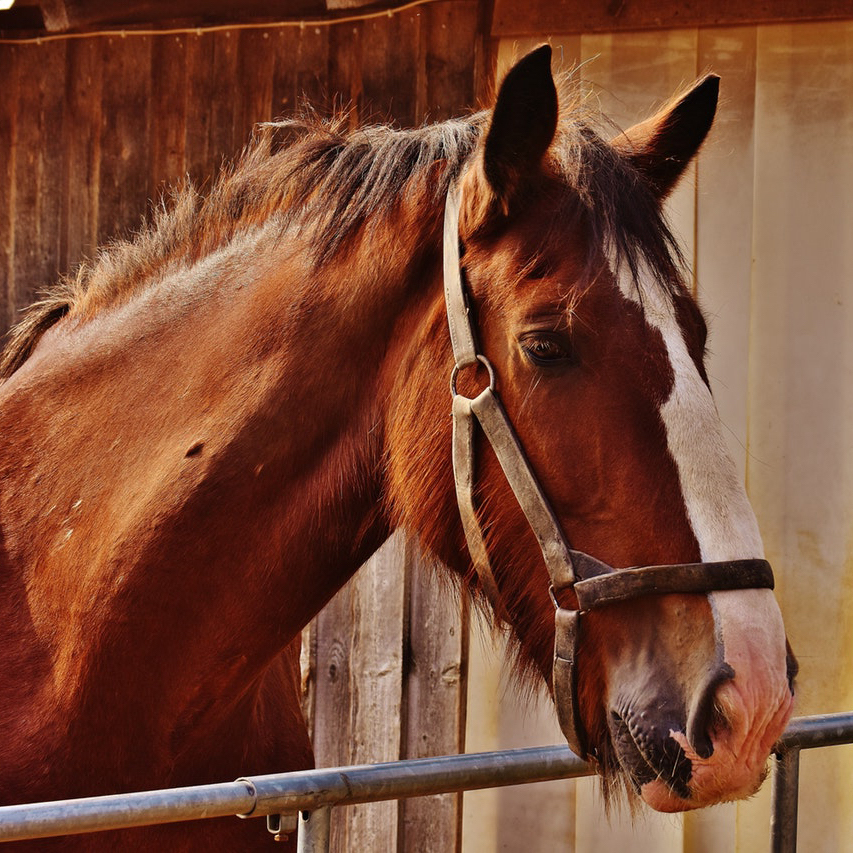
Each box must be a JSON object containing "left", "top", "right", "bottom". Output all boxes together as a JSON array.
[{"left": 449, "top": 354, "right": 496, "bottom": 398}]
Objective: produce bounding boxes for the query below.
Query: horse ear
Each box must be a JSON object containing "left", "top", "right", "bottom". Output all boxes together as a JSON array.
[
  {"left": 613, "top": 74, "right": 720, "bottom": 200},
  {"left": 481, "top": 44, "right": 559, "bottom": 210}
]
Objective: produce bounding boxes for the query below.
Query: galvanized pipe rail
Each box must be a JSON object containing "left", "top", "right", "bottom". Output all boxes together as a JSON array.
[
  {"left": 769, "top": 711, "right": 853, "bottom": 853},
  {"left": 0, "top": 745, "right": 591, "bottom": 843},
  {"left": 0, "top": 713, "right": 850, "bottom": 848}
]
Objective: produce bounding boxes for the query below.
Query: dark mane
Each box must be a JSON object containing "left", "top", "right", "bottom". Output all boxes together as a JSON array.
[{"left": 0, "top": 85, "right": 684, "bottom": 380}]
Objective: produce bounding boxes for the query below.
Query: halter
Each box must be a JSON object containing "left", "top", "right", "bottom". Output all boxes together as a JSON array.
[{"left": 442, "top": 184, "right": 774, "bottom": 759}]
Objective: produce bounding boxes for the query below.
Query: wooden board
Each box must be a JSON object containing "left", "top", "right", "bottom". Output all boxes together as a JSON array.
[
  {"left": 0, "top": 44, "right": 17, "bottom": 331},
  {"left": 492, "top": 0, "right": 853, "bottom": 38},
  {"left": 311, "top": 535, "right": 407, "bottom": 851},
  {"left": 746, "top": 21, "right": 853, "bottom": 853},
  {"left": 62, "top": 37, "right": 104, "bottom": 271},
  {"left": 96, "top": 34, "right": 151, "bottom": 246},
  {"left": 10, "top": 41, "right": 66, "bottom": 311},
  {"left": 400, "top": 553, "right": 468, "bottom": 852}
]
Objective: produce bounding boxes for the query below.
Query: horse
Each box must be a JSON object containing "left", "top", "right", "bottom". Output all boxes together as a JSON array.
[{"left": 0, "top": 45, "right": 795, "bottom": 850}]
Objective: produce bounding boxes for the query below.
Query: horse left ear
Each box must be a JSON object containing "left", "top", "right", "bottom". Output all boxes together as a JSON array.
[
  {"left": 614, "top": 74, "right": 720, "bottom": 200},
  {"left": 480, "top": 44, "right": 559, "bottom": 212}
]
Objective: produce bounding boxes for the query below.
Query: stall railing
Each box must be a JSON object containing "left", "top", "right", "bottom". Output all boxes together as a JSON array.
[{"left": 0, "top": 712, "right": 850, "bottom": 851}]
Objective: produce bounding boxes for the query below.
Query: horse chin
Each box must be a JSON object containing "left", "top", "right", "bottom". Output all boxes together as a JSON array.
[
  {"left": 638, "top": 769, "right": 766, "bottom": 813},
  {"left": 638, "top": 780, "right": 699, "bottom": 813},
  {"left": 606, "top": 726, "right": 769, "bottom": 813}
]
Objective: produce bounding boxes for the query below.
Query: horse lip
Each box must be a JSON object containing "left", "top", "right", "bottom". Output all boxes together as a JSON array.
[{"left": 609, "top": 710, "right": 692, "bottom": 801}]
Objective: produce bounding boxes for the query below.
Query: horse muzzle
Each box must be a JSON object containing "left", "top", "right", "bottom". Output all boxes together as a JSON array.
[{"left": 554, "top": 579, "right": 796, "bottom": 811}]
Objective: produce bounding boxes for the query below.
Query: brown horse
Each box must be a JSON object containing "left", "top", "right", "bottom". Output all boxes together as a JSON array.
[{"left": 0, "top": 46, "right": 794, "bottom": 849}]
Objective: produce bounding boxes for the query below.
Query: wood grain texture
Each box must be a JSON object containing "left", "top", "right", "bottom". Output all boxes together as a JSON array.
[
  {"left": 150, "top": 34, "right": 188, "bottom": 198},
  {"left": 0, "top": 45, "right": 17, "bottom": 334},
  {"left": 97, "top": 34, "right": 151, "bottom": 246},
  {"left": 11, "top": 41, "right": 66, "bottom": 311},
  {"left": 62, "top": 37, "right": 103, "bottom": 273},
  {"left": 400, "top": 550, "right": 468, "bottom": 852},
  {"left": 492, "top": 0, "right": 853, "bottom": 37}
]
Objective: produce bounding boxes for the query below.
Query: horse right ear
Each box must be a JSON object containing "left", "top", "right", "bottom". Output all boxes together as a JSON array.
[
  {"left": 612, "top": 75, "right": 720, "bottom": 200},
  {"left": 478, "top": 45, "right": 559, "bottom": 214}
]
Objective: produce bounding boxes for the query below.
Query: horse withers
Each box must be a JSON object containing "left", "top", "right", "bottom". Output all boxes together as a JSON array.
[{"left": 0, "top": 45, "right": 794, "bottom": 849}]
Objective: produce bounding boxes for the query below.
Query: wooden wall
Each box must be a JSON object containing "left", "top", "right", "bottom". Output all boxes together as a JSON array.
[
  {"left": 0, "top": 8, "right": 482, "bottom": 851},
  {"left": 0, "top": 2, "right": 484, "bottom": 335}
]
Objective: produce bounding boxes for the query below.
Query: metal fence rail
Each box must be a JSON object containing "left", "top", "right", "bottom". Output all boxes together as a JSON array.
[
  {"left": 770, "top": 711, "right": 853, "bottom": 853},
  {"left": 0, "top": 712, "right": 850, "bottom": 850}
]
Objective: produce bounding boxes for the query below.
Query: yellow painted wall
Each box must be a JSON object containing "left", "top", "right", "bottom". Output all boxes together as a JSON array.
[{"left": 464, "top": 21, "right": 853, "bottom": 852}]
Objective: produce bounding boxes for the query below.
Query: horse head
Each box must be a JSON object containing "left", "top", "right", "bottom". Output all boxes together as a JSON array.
[{"left": 391, "top": 45, "right": 795, "bottom": 812}]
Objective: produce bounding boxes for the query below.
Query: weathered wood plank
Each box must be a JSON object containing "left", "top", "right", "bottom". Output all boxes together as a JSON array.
[
  {"left": 311, "top": 580, "right": 355, "bottom": 851},
  {"left": 208, "top": 31, "right": 240, "bottom": 166},
  {"left": 269, "top": 28, "right": 299, "bottom": 119},
  {"left": 38, "top": 0, "right": 326, "bottom": 32},
  {"left": 360, "top": 10, "right": 420, "bottom": 125},
  {"left": 0, "top": 45, "right": 18, "bottom": 336},
  {"left": 38, "top": 0, "right": 70, "bottom": 31},
  {"left": 400, "top": 550, "right": 468, "bottom": 853},
  {"left": 423, "top": 0, "right": 479, "bottom": 121},
  {"left": 62, "top": 37, "right": 103, "bottom": 273},
  {"left": 346, "top": 534, "right": 406, "bottom": 849},
  {"left": 328, "top": 21, "right": 363, "bottom": 123},
  {"left": 150, "top": 34, "right": 188, "bottom": 199},
  {"left": 183, "top": 32, "right": 216, "bottom": 188},
  {"left": 311, "top": 534, "right": 406, "bottom": 851},
  {"left": 492, "top": 0, "right": 853, "bottom": 38},
  {"left": 293, "top": 26, "right": 329, "bottom": 113},
  {"left": 96, "top": 35, "right": 152, "bottom": 246},
  {"left": 237, "top": 29, "right": 276, "bottom": 136},
  {"left": 11, "top": 41, "right": 66, "bottom": 311}
]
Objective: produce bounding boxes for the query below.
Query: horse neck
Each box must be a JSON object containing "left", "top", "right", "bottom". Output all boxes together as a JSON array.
[{"left": 0, "top": 200, "right": 448, "bottom": 771}]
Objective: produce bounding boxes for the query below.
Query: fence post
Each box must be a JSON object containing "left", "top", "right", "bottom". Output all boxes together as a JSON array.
[
  {"left": 297, "top": 806, "right": 332, "bottom": 853},
  {"left": 770, "top": 747, "right": 800, "bottom": 853}
]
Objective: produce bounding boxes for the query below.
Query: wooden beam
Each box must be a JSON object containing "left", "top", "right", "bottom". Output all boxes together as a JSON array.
[
  {"left": 27, "top": 0, "right": 422, "bottom": 33},
  {"left": 492, "top": 0, "right": 853, "bottom": 38},
  {"left": 38, "top": 0, "right": 69, "bottom": 31},
  {"left": 36, "top": 0, "right": 328, "bottom": 32}
]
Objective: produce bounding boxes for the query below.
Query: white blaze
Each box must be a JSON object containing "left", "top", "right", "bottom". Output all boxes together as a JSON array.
[
  {"left": 616, "top": 266, "right": 763, "bottom": 561},
  {"left": 617, "top": 266, "right": 790, "bottom": 775}
]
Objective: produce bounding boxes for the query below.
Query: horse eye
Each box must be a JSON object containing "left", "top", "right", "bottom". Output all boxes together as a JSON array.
[{"left": 520, "top": 335, "right": 573, "bottom": 366}]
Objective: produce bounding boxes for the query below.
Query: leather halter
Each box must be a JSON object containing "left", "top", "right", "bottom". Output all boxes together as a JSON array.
[{"left": 442, "top": 184, "right": 775, "bottom": 759}]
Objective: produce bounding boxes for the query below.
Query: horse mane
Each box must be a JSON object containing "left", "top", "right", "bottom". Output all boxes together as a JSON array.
[{"left": 0, "top": 79, "right": 684, "bottom": 380}]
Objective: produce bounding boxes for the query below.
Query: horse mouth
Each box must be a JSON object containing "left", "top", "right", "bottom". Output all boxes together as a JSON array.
[{"left": 608, "top": 711, "right": 692, "bottom": 802}]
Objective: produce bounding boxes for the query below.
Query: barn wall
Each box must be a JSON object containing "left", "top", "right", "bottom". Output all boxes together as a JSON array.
[
  {"left": 464, "top": 21, "right": 853, "bottom": 852},
  {"left": 0, "top": 10, "right": 482, "bottom": 851},
  {"left": 0, "top": 5, "right": 485, "bottom": 337}
]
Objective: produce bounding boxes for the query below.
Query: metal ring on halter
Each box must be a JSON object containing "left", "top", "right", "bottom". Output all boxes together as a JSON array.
[
  {"left": 548, "top": 585, "right": 560, "bottom": 611},
  {"left": 449, "top": 354, "right": 497, "bottom": 398}
]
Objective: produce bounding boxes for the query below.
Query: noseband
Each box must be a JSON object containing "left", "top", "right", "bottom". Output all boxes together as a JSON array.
[{"left": 442, "top": 185, "right": 775, "bottom": 760}]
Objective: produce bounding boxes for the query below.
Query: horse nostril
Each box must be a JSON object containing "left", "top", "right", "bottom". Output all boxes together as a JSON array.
[{"left": 686, "top": 663, "right": 735, "bottom": 760}]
